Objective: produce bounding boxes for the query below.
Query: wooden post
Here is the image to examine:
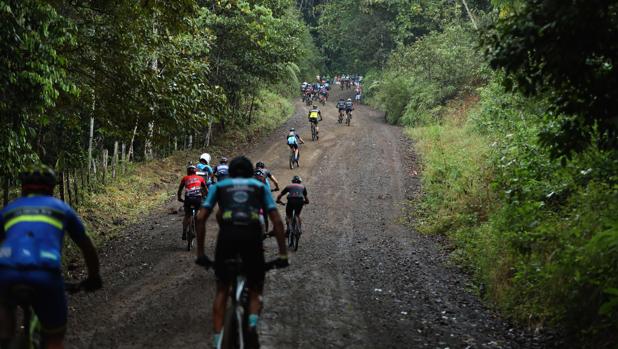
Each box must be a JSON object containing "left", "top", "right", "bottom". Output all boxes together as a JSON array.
[
  {"left": 102, "top": 149, "right": 108, "bottom": 185},
  {"left": 112, "top": 141, "right": 119, "bottom": 179},
  {"left": 128, "top": 120, "right": 138, "bottom": 162},
  {"left": 65, "top": 171, "right": 72, "bottom": 205}
]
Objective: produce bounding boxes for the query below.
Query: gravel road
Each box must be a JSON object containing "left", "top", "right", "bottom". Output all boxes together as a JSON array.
[{"left": 65, "top": 90, "right": 548, "bottom": 348}]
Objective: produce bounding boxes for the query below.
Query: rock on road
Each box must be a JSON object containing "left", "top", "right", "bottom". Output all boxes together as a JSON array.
[{"left": 66, "top": 90, "right": 540, "bottom": 348}]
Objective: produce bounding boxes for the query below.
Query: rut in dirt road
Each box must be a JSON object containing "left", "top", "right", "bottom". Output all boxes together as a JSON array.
[{"left": 66, "top": 90, "right": 542, "bottom": 348}]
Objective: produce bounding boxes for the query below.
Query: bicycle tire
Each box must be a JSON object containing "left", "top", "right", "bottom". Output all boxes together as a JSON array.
[
  {"left": 187, "top": 214, "right": 195, "bottom": 251},
  {"left": 293, "top": 216, "right": 300, "bottom": 251},
  {"left": 311, "top": 124, "right": 317, "bottom": 141},
  {"left": 346, "top": 113, "right": 351, "bottom": 126},
  {"left": 220, "top": 307, "right": 238, "bottom": 349},
  {"left": 288, "top": 217, "right": 295, "bottom": 248}
]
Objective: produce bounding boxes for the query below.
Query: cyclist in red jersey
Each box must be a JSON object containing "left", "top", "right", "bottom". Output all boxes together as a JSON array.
[{"left": 177, "top": 164, "right": 207, "bottom": 240}]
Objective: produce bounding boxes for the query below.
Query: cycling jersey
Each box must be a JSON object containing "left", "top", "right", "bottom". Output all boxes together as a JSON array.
[
  {"left": 308, "top": 109, "right": 320, "bottom": 119},
  {"left": 0, "top": 195, "right": 88, "bottom": 271},
  {"left": 281, "top": 184, "right": 307, "bottom": 202},
  {"left": 345, "top": 101, "right": 354, "bottom": 110},
  {"left": 336, "top": 101, "right": 346, "bottom": 110},
  {"left": 254, "top": 168, "right": 273, "bottom": 192},
  {"left": 287, "top": 133, "right": 299, "bottom": 146},
  {"left": 202, "top": 178, "right": 276, "bottom": 232},
  {"left": 214, "top": 164, "right": 230, "bottom": 182},
  {"left": 196, "top": 163, "right": 214, "bottom": 185},
  {"left": 180, "top": 175, "right": 206, "bottom": 199}
]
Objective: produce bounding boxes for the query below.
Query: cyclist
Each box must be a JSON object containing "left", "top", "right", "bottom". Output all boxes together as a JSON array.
[
  {"left": 308, "top": 105, "right": 323, "bottom": 139},
  {"left": 287, "top": 128, "right": 304, "bottom": 162},
  {"left": 177, "top": 164, "right": 207, "bottom": 241},
  {"left": 336, "top": 98, "right": 346, "bottom": 120},
  {"left": 196, "top": 153, "right": 214, "bottom": 187},
  {"left": 0, "top": 166, "right": 102, "bottom": 348},
  {"left": 319, "top": 85, "right": 329, "bottom": 103},
  {"left": 213, "top": 157, "right": 230, "bottom": 182},
  {"left": 195, "top": 156, "right": 288, "bottom": 348},
  {"left": 254, "top": 162, "right": 280, "bottom": 193},
  {"left": 345, "top": 98, "right": 354, "bottom": 119},
  {"left": 276, "top": 176, "right": 309, "bottom": 236}
]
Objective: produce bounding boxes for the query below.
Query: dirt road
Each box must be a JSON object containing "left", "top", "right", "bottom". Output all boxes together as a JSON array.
[{"left": 66, "top": 90, "right": 542, "bottom": 348}]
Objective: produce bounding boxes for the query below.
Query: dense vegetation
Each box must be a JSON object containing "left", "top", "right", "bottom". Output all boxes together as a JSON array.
[
  {"left": 0, "top": 0, "right": 320, "bottom": 205},
  {"left": 300, "top": 0, "right": 618, "bottom": 346}
]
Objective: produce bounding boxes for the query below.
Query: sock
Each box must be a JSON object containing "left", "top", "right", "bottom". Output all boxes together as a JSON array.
[
  {"left": 248, "top": 314, "right": 259, "bottom": 328},
  {"left": 213, "top": 332, "right": 222, "bottom": 348}
]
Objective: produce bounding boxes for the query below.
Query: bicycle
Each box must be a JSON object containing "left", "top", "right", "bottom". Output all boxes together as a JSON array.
[
  {"left": 203, "top": 256, "right": 283, "bottom": 349},
  {"left": 179, "top": 198, "right": 199, "bottom": 251},
  {"left": 338, "top": 110, "right": 344, "bottom": 124},
  {"left": 278, "top": 201, "right": 303, "bottom": 251},
  {"left": 4, "top": 281, "right": 90, "bottom": 349},
  {"left": 346, "top": 109, "right": 352, "bottom": 126},
  {"left": 310, "top": 122, "right": 318, "bottom": 141},
  {"left": 289, "top": 147, "right": 299, "bottom": 169}
]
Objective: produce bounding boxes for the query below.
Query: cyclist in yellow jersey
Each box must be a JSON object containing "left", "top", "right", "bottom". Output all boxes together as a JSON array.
[{"left": 307, "top": 105, "right": 323, "bottom": 139}]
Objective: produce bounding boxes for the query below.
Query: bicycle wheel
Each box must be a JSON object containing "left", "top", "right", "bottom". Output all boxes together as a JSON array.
[
  {"left": 220, "top": 307, "right": 239, "bottom": 349},
  {"left": 288, "top": 218, "right": 295, "bottom": 248},
  {"left": 187, "top": 215, "right": 195, "bottom": 251},
  {"left": 346, "top": 113, "right": 351, "bottom": 126},
  {"left": 293, "top": 216, "right": 301, "bottom": 251},
  {"left": 311, "top": 124, "right": 317, "bottom": 141},
  {"left": 289, "top": 153, "right": 294, "bottom": 169}
]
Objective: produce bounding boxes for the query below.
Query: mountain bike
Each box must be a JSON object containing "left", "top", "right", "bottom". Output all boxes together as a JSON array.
[
  {"left": 319, "top": 94, "right": 326, "bottom": 106},
  {"left": 310, "top": 122, "right": 318, "bottom": 141},
  {"left": 203, "top": 256, "right": 283, "bottom": 349},
  {"left": 4, "top": 281, "right": 90, "bottom": 349},
  {"left": 187, "top": 206, "right": 198, "bottom": 251},
  {"left": 289, "top": 147, "right": 299, "bottom": 169},
  {"left": 338, "top": 110, "right": 344, "bottom": 124},
  {"left": 279, "top": 201, "right": 303, "bottom": 251},
  {"left": 346, "top": 110, "right": 352, "bottom": 126}
]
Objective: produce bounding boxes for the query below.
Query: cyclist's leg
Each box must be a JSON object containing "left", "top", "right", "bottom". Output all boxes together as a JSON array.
[
  {"left": 213, "top": 237, "right": 234, "bottom": 334},
  {"left": 0, "top": 281, "right": 16, "bottom": 346},
  {"left": 243, "top": 236, "right": 265, "bottom": 327},
  {"left": 29, "top": 271, "right": 67, "bottom": 349}
]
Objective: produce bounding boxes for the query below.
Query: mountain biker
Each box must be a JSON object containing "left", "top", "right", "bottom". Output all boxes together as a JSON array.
[
  {"left": 276, "top": 176, "right": 309, "bottom": 236},
  {"left": 345, "top": 98, "right": 354, "bottom": 117},
  {"left": 319, "top": 85, "right": 329, "bottom": 102},
  {"left": 196, "top": 153, "right": 214, "bottom": 187},
  {"left": 213, "top": 157, "right": 230, "bottom": 182},
  {"left": 308, "top": 105, "right": 323, "bottom": 139},
  {"left": 177, "top": 164, "right": 207, "bottom": 241},
  {"left": 287, "top": 128, "right": 304, "bottom": 162},
  {"left": 195, "top": 156, "right": 288, "bottom": 348},
  {"left": 254, "top": 162, "right": 280, "bottom": 193},
  {"left": 336, "top": 98, "right": 346, "bottom": 118},
  {"left": 0, "top": 166, "right": 102, "bottom": 349}
]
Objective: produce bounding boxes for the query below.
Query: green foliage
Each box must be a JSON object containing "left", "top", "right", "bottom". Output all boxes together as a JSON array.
[
  {"left": 368, "top": 25, "right": 487, "bottom": 126},
  {"left": 482, "top": 0, "right": 618, "bottom": 158}
]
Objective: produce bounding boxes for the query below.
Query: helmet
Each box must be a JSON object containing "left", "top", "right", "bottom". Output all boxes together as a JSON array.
[
  {"left": 186, "top": 164, "right": 197, "bottom": 174},
  {"left": 230, "top": 156, "right": 254, "bottom": 178},
  {"left": 292, "top": 175, "right": 302, "bottom": 184},
  {"left": 339, "top": 98, "right": 344, "bottom": 101},
  {"left": 199, "top": 153, "right": 211, "bottom": 164},
  {"left": 290, "top": 128, "right": 295, "bottom": 132},
  {"left": 347, "top": 98, "right": 352, "bottom": 101},
  {"left": 255, "top": 161, "right": 265, "bottom": 169},
  {"left": 220, "top": 157, "right": 228, "bottom": 164},
  {"left": 19, "top": 165, "right": 56, "bottom": 194},
  {"left": 312, "top": 105, "right": 317, "bottom": 109}
]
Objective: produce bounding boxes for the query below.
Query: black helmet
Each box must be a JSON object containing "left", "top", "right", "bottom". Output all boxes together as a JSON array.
[
  {"left": 255, "top": 161, "right": 265, "bottom": 169},
  {"left": 230, "top": 156, "right": 254, "bottom": 178},
  {"left": 19, "top": 165, "right": 56, "bottom": 194},
  {"left": 312, "top": 105, "right": 317, "bottom": 109},
  {"left": 186, "top": 164, "right": 197, "bottom": 174},
  {"left": 290, "top": 128, "right": 295, "bottom": 132},
  {"left": 292, "top": 175, "right": 302, "bottom": 184},
  {"left": 220, "top": 157, "right": 228, "bottom": 164}
]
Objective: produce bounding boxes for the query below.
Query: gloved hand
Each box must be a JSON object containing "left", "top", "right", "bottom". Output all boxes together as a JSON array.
[
  {"left": 81, "top": 275, "right": 103, "bottom": 292},
  {"left": 195, "top": 255, "right": 213, "bottom": 268},
  {"left": 275, "top": 256, "right": 289, "bottom": 269}
]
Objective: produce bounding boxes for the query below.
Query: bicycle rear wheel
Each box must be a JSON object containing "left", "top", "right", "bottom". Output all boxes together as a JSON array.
[
  {"left": 288, "top": 218, "right": 295, "bottom": 248},
  {"left": 293, "top": 216, "right": 301, "bottom": 251},
  {"left": 311, "top": 124, "right": 317, "bottom": 141},
  {"left": 187, "top": 215, "right": 195, "bottom": 251},
  {"left": 220, "top": 307, "right": 239, "bottom": 349}
]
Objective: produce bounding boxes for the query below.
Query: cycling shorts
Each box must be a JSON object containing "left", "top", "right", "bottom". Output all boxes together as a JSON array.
[
  {"left": 184, "top": 196, "right": 202, "bottom": 215},
  {"left": 214, "top": 230, "right": 265, "bottom": 287},
  {"left": 0, "top": 269, "right": 67, "bottom": 333},
  {"left": 286, "top": 199, "right": 304, "bottom": 217},
  {"left": 309, "top": 118, "right": 319, "bottom": 125},
  {"left": 288, "top": 143, "right": 299, "bottom": 150}
]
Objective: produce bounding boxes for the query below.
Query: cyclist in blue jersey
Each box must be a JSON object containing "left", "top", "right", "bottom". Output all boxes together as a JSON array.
[
  {"left": 213, "top": 157, "right": 230, "bottom": 183},
  {"left": 286, "top": 128, "right": 304, "bottom": 162},
  {"left": 0, "top": 166, "right": 102, "bottom": 349},
  {"left": 195, "top": 156, "right": 288, "bottom": 348},
  {"left": 197, "top": 153, "right": 215, "bottom": 186}
]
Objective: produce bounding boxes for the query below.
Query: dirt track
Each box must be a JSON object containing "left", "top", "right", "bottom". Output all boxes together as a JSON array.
[{"left": 66, "top": 89, "right": 546, "bottom": 348}]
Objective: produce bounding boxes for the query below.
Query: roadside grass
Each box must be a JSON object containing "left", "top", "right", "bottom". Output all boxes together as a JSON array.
[{"left": 63, "top": 90, "right": 293, "bottom": 266}]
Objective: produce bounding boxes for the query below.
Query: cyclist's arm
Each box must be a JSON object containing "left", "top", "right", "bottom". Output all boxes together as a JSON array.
[
  {"left": 196, "top": 185, "right": 217, "bottom": 258},
  {"left": 264, "top": 187, "right": 286, "bottom": 257},
  {"left": 177, "top": 180, "right": 185, "bottom": 201},
  {"left": 66, "top": 210, "right": 100, "bottom": 283},
  {"left": 269, "top": 174, "right": 280, "bottom": 191},
  {"left": 276, "top": 187, "right": 289, "bottom": 202}
]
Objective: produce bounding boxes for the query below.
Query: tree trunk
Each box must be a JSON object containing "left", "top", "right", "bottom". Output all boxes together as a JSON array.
[
  {"left": 188, "top": 134, "right": 193, "bottom": 149},
  {"left": 65, "top": 171, "right": 72, "bottom": 205},
  {"left": 102, "top": 149, "right": 108, "bottom": 185},
  {"left": 58, "top": 171, "right": 65, "bottom": 202},
  {"left": 112, "top": 141, "right": 119, "bottom": 178},
  {"left": 73, "top": 169, "right": 79, "bottom": 206},
  {"left": 461, "top": 0, "right": 478, "bottom": 30},
  {"left": 121, "top": 143, "right": 126, "bottom": 173},
  {"left": 3, "top": 177, "right": 9, "bottom": 207},
  {"left": 144, "top": 121, "right": 154, "bottom": 160},
  {"left": 87, "top": 116, "right": 94, "bottom": 176},
  {"left": 128, "top": 120, "right": 139, "bottom": 162},
  {"left": 174, "top": 136, "right": 178, "bottom": 151}
]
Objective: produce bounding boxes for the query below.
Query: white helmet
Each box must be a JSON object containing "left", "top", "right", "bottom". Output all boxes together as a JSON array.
[{"left": 199, "top": 153, "right": 211, "bottom": 164}]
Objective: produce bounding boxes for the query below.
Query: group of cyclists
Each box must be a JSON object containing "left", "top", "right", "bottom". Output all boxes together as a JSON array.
[
  {"left": 301, "top": 80, "right": 330, "bottom": 106},
  {"left": 0, "top": 73, "right": 359, "bottom": 348}
]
